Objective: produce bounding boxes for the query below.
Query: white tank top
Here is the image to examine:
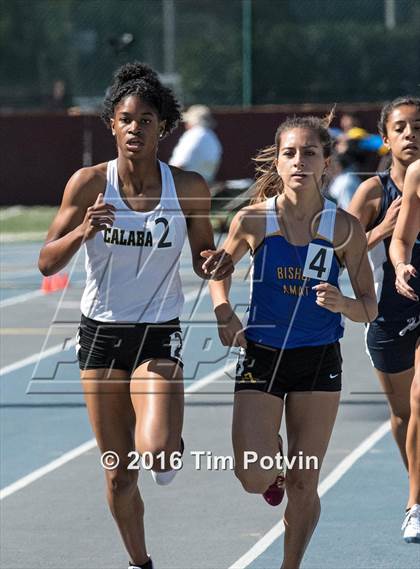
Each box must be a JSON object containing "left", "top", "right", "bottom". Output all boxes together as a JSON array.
[{"left": 80, "top": 159, "right": 187, "bottom": 322}]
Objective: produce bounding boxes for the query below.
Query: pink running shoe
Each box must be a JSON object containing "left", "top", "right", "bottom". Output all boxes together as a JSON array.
[
  {"left": 262, "top": 473, "right": 285, "bottom": 506},
  {"left": 262, "top": 436, "right": 286, "bottom": 506}
]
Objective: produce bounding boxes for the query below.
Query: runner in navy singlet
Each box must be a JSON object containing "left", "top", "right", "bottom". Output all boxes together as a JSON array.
[
  {"left": 348, "top": 97, "right": 420, "bottom": 543},
  {"left": 390, "top": 160, "right": 420, "bottom": 543}
]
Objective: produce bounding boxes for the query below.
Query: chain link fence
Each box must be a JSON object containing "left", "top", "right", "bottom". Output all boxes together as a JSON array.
[{"left": 0, "top": 0, "right": 419, "bottom": 111}]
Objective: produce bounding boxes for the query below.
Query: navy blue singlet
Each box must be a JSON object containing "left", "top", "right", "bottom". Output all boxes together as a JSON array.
[{"left": 368, "top": 171, "right": 420, "bottom": 322}]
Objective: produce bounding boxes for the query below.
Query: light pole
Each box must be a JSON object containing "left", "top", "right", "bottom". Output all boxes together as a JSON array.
[
  {"left": 163, "top": 0, "right": 175, "bottom": 75},
  {"left": 385, "top": 0, "right": 396, "bottom": 30},
  {"left": 242, "top": 0, "right": 252, "bottom": 107}
]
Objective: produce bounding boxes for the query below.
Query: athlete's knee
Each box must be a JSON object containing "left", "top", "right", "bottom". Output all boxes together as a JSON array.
[
  {"left": 137, "top": 434, "right": 182, "bottom": 471},
  {"left": 106, "top": 468, "right": 138, "bottom": 498},
  {"left": 410, "top": 375, "right": 420, "bottom": 412},
  {"left": 390, "top": 408, "right": 411, "bottom": 427},
  {"left": 235, "top": 466, "right": 272, "bottom": 494},
  {"left": 285, "top": 471, "right": 319, "bottom": 502}
]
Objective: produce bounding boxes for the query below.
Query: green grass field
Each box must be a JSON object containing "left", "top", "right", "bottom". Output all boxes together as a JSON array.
[
  {"left": 0, "top": 207, "right": 58, "bottom": 236},
  {"left": 0, "top": 206, "right": 227, "bottom": 240}
]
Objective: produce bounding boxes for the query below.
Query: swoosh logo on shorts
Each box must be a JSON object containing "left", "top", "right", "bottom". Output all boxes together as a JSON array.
[{"left": 329, "top": 373, "right": 339, "bottom": 379}]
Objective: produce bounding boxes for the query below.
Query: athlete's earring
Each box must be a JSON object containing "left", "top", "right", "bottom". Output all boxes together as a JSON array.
[{"left": 159, "top": 130, "right": 164, "bottom": 139}]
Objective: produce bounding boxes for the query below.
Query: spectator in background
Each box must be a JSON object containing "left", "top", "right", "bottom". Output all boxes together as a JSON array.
[
  {"left": 340, "top": 112, "right": 361, "bottom": 133},
  {"left": 328, "top": 112, "right": 387, "bottom": 208},
  {"left": 169, "top": 105, "right": 222, "bottom": 183},
  {"left": 328, "top": 140, "right": 366, "bottom": 209},
  {"left": 49, "top": 79, "right": 72, "bottom": 110}
]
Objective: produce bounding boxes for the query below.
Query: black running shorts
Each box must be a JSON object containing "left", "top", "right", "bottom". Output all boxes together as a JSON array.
[
  {"left": 76, "top": 314, "right": 183, "bottom": 373},
  {"left": 365, "top": 316, "right": 420, "bottom": 374},
  {"left": 235, "top": 340, "right": 342, "bottom": 399}
]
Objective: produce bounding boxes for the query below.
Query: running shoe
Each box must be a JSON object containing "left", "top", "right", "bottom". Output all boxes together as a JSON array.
[
  {"left": 262, "top": 472, "right": 286, "bottom": 506},
  {"left": 262, "top": 435, "right": 286, "bottom": 507},
  {"left": 402, "top": 504, "right": 420, "bottom": 543},
  {"left": 151, "top": 438, "right": 184, "bottom": 486}
]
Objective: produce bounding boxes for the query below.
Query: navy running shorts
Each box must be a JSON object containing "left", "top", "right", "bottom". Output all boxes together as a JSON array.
[
  {"left": 365, "top": 316, "right": 420, "bottom": 374},
  {"left": 235, "top": 340, "right": 342, "bottom": 399},
  {"left": 76, "top": 314, "right": 183, "bottom": 373}
]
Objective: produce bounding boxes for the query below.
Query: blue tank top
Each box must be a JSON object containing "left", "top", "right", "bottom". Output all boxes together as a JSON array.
[
  {"left": 245, "top": 196, "right": 345, "bottom": 349},
  {"left": 368, "top": 171, "right": 420, "bottom": 323}
]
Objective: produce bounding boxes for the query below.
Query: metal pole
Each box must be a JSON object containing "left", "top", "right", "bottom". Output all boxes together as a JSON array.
[
  {"left": 242, "top": 0, "right": 252, "bottom": 107},
  {"left": 385, "top": 0, "right": 396, "bottom": 30},
  {"left": 163, "top": 0, "right": 175, "bottom": 74}
]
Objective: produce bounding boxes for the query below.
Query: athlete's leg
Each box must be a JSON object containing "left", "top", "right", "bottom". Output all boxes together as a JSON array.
[
  {"left": 281, "top": 391, "right": 340, "bottom": 569},
  {"left": 375, "top": 367, "right": 413, "bottom": 469},
  {"left": 408, "top": 338, "right": 420, "bottom": 507},
  {"left": 81, "top": 369, "right": 149, "bottom": 567},
  {"left": 232, "top": 390, "right": 284, "bottom": 493},
  {"left": 130, "top": 359, "right": 184, "bottom": 473}
]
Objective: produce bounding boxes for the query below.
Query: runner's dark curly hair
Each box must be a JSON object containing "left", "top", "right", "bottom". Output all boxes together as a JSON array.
[{"left": 102, "top": 61, "right": 181, "bottom": 137}]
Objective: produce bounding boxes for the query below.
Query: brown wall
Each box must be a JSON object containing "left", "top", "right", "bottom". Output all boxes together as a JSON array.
[{"left": 0, "top": 104, "right": 382, "bottom": 206}]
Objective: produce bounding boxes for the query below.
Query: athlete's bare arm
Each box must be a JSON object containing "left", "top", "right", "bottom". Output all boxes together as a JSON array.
[
  {"left": 209, "top": 205, "right": 265, "bottom": 347},
  {"left": 38, "top": 165, "right": 114, "bottom": 275},
  {"left": 173, "top": 168, "right": 233, "bottom": 280},
  {"left": 315, "top": 212, "right": 377, "bottom": 322},
  {"left": 348, "top": 176, "right": 401, "bottom": 250},
  {"left": 390, "top": 159, "right": 420, "bottom": 300}
]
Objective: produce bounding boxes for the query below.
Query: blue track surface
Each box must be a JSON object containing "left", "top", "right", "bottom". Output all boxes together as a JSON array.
[
  {"left": 2, "top": 241, "right": 417, "bottom": 569},
  {"left": 249, "top": 432, "right": 419, "bottom": 569}
]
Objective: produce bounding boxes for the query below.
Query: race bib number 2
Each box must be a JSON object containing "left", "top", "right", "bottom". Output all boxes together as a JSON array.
[{"left": 303, "top": 243, "right": 333, "bottom": 281}]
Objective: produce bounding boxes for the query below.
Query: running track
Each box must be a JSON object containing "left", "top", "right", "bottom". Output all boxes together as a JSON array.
[{"left": 1, "top": 241, "right": 418, "bottom": 568}]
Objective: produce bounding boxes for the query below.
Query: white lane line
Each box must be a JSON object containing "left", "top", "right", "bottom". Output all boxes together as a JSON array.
[
  {"left": 0, "top": 339, "right": 77, "bottom": 377},
  {"left": 0, "top": 439, "right": 97, "bottom": 500},
  {"left": 0, "top": 231, "right": 45, "bottom": 242},
  {"left": 0, "top": 289, "right": 44, "bottom": 308},
  {"left": 186, "top": 362, "right": 236, "bottom": 394},
  {"left": 0, "top": 286, "right": 209, "bottom": 377},
  {"left": 0, "top": 360, "right": 234, "bottom": 500},
  {"left": 228, "top": 420, "right": 391, "bottom": 569}
]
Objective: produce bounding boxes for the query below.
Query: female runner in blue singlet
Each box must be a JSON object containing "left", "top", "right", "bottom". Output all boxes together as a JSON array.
[
  {"left": 208, "top": 115, "right": 377, "bottom": 569},
  {"left": 348, "top": 97, "right": 420, "bottom": 543},
  {"left": 389, "top": 159, "right": 420, "bottom": 543},
  {"left": 38, "top": 62, "right": 232, "bottom": 569}
]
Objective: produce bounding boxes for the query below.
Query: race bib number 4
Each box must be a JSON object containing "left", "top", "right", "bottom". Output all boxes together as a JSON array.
[{"left": 303, "top": 243, "right": 333, "bottom": 281}]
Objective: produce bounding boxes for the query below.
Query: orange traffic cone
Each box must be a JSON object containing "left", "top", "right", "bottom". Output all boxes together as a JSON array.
[
  {"left": 41, "top": 273, "right": 69, "bottom": 294},
  {"left": 55, "top": 273, "right": 69, "bottom": 290},
  {"left": 41, "top": 276, "right": 53, "bottom": 294}
]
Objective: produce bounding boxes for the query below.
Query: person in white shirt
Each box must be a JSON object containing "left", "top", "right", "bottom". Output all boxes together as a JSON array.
[{"left": 169, "top": 105, "right": 222, "bottom": 183}]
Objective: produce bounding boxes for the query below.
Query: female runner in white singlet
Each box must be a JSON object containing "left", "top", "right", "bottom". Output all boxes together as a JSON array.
[{"left": 38, "top": 62, "right": 233, "bottom": 569}]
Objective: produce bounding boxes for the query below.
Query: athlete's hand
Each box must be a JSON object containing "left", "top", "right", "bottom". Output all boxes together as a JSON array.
[
  {"left": 80, "top": 193, "right": 116, "bottom": 240},
  {"left": 395, "top": 263, "right": 418, "bottom": 301},
  {"left": 313, "top": 283, "right": 345, "bottom": 313},
  {"left": 379, "top": 196, "right": 402, "bottom": 238},
  {"left": 200, "top": 249, "right": 234, "bottom": 280},
  {"left": 214, "top": 303, "right": 247, "bottom": 348}
]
